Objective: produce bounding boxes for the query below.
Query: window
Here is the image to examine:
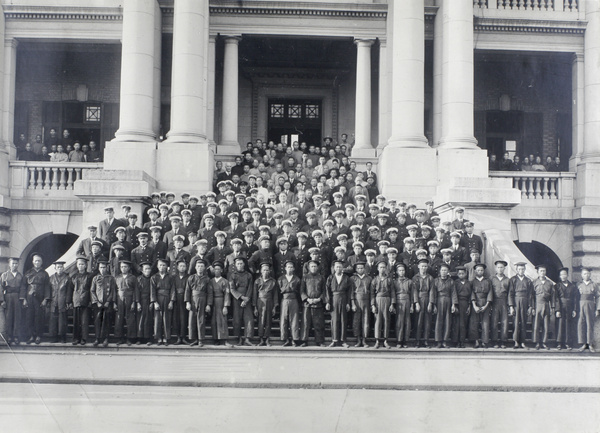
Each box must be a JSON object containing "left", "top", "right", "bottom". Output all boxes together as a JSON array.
[
  {"left": 270, "top": 103, "right": 284, "bottom": 118},
  {"left": 85, "top": 104, "right": 101, "bottom": 123},
  {"left": 305, "top": 104, "right": 319, "bottom": 119}
]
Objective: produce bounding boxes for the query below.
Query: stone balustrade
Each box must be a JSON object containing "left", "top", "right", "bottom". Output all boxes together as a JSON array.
[
  {"left": 489, "top": 171, "right": 576, "bottom": 207},
  {"left": 9, "top": 161, "right": 103, "bottom": 198},
  {"left": 474, "top": 0, "right": 579, "bottom": 12}
]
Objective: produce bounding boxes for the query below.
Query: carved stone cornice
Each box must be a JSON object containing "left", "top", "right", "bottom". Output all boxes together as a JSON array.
[
  {"left": 4, "top": 6, "right": 122, "bottom": 21},
  {"left": 474, "top": 17, "right": 586, "bottom": 34},
  {"left": 242, "top": 67, "right": 349, "bottom": 82}
]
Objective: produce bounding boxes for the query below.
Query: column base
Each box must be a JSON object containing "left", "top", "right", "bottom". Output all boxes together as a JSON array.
[
  {"left": 575, "top": 158, "right": 600, "bottom": 207},
  {"left": 351, "top": 147, "right": 377, "bottom": 159},
  {"left": 387, "top": 135, "right": 429, "bottom": 148},
  {"left": 113, "top": 130, "right": 156, "bottom": 143},
  {"left": 437, "top": 136, "right": 479, "bottom": 149},
  {"left": 217, "top": 141, "right": 241, "bottom": 156},
  {"left": 104, "top": 140, "right": 158, "bottom": 179},
  {"left": 378, "top": 146, "right": 437, "bottom": 204},
  {"left": 437, "top": 147, "right": 488, "bottom": 183},
  {"left": 156, "top": 141, "right": 214, "bottom": 192}
]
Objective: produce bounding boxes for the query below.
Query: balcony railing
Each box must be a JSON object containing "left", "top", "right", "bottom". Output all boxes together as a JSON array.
[
  {"left": 474, "top": 0, "right": 579, "bottom": 12},
  {"left": 489, "top": 171, "right": 576, "bottom": 207},
  {"left": 9, "top": 161, "right": 103, "bottom": 199}
]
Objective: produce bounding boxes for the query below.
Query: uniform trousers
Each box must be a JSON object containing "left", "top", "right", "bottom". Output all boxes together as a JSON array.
[
  {"left": 211, "top": 296, "right": 229, "bottom": 340},
  {"left": 115, "top": 294, "right": 137, "bottom": 339},
  {"left": 452, "top": 299, "right": 470, "bottom": 343},
  {"left": 395, "top": 298, "right": 411, "bottom": 343},
  {"left": 173, "top": 292, "right": 187, "bottom": 339},
  {"left": 280, "top": 298, "right": 300, "bottom": 341},
  {"left": 577, "top": 300, "right": 596, "bottom": 345},
  {"left": 302, "top": 305, "right": 325, "bottom": 343},
  {"left": 415, "top": 297, "right": 432, "bottom": 342},
  {"left": 532, "top": 301, "right": 551, "bottom": 344},
  {"left": 188, "top": 294, "right": 208, "bottom": 341},
  {"left": 469, "top": 308, "right": 490, "bottom": 343},
  {"left": 556, "top": 307, "right": 576, "bottom": 346},
  {"left": 49, "top": 308, "right": 67, "bottom": 338},
  {"left": 491, "top": 298, "right": 509, "bottom": 343},
  {"left": 94, "top": 306, "right": 113, "bottom": 340},
  {"left": 72, "top": 306, "right": 90, "bottom": 342},
  {"left": 256, "top": 296, "right": 274, "bottom": 339},
  {"left": 512, "top": 297, "right": 529, "bottom": 344},
  {"left": 153, "top": 293, "right": 172, "bottom": 341},
  {"left": 352, "top": 297, "right": 370, "bottom": 339},
  {"left": 374, "top": 297, "right": 392, "bottom": 340},
  {"left": 0, "top": 306, "right": 5, "bottom": 337},
  {"left": 4, "top": 293, "right": 22, "bottom": 340},
  {"left": 232, "top": 298, "right": 254, "bottom": 339},
  {"left": 137, "top": 299, "right": 152, "bottom": 340},
  {"left": 25, "top": 293, "right": 45, "bottom": 339},
  {"left": 434, "top": 296, "right": 452, "bottom": 342},
  {"left": 330, "top": 294, "right": 348, "bottom": 342}
]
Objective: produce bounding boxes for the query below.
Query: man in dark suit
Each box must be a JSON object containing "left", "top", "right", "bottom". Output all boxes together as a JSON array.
[
  {"left": 363, "top": 161, "right": 377, "bottom": 184},
  {"left": 98, "top": 206, "right": 125, "bottom": 246},
  {"left": 77, "top": 225, "right": 108, "bottom": 257}
]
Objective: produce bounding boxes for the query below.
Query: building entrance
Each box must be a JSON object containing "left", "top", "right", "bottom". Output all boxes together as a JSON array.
[{"left": 267, "top": 99, "right": 322, "bottom": 147}]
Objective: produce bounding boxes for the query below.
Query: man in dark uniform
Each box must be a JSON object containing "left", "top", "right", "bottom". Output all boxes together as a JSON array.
[
  {"left": 253, "top": 262, "right": 279, "bottom": 346},
  {"left": 48, "top": 261, "right": 72, "bottom": 343},
  {"left": 124, "top": 213, "right": 142, "bottom": 248},
  {"left": 508, "top": 262, "right": 534, "bottom": 349},
  {"left": 1, "top": 257, "right": 25, "bottom": 344},
  {"left": 77, "top": 225, "right": 108, "bottom": 257},
  {"left": 460, "top": 221, "right": 483, "bottom": 254},
  {"left": 185, "top": 259, "right": 212, "bottom": 346},
  {"left": 532, "top": 264, "right": 555, "bottom": 350},
  {"left": 198, "top": 214, "right": 219, "bottom": 250},
  {"left": 24, "top": 253, "right": 51, "bottom": 344},
  {"left": 91, "top": 260, "right": 117, "bottom": 347},
  {"left": 490, "top": 260, "right": 510, "bottom": 349},
  {"left": 278, "top": 260, "right": 302, "bottom": 346},
  {"left": 98, "top": 206, "right": 125, "bottom": 246},
  {"left": 469, "top": 263, "right": 493, "bottom": 348},
  {"left": 452, "top": 266, "right": 472, "bottom": 348},
  {"left": 70, "top": 256, "right": 93, "bottom": 345},
  {"left": 131, "top": 232, "right": 154, "bottom": 275},
  {"left": 326, "top": 260, "right": 351, "bottom": 348},
  {"left": 229, "top": 257, "right": 255, "bottom": 346},
  {"left": 114, "top": 260, "right": 140, "bottom": 346},
  {"left": 555, "top": 267, "right": 578, "bottom": 350},
  {"left": 412, "top": 259, "right": 435, "bottom": 347},
  {"left": 151, "top": 258, "right": 175, "bottom": 345},
  {"left": 273, "top": 238, "right": 296, "bottom": 279},
  {"left": 300, "top": 260, "right": 327, "bottom": 346},
  {"left": 432, "top": 263, "right": 457, "bottom": 348}
]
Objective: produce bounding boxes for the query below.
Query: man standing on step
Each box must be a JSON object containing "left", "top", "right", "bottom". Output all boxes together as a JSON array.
[
  {"left": 278, "top": 260, "right": 302, "bottom": 347},
  {"left": 508, "top": 262, "right": 534, "bottom": 349},
  {"left": 531, "top": 264, "right": 555, "bottom": 350},
  {"left": 371, "top": 261, "right": 395, "bottom": 349},
  {"left": 490, "top": 260, "right": 510, "bottom": 349},
  {"left": 393, "top": 263, "right": 414, "bottom": 348},
  {"left": 48, "top": 261, "right": 72, "bottom": 344},
  {"left": 229, "top": 257, "right": 255, "bottom": 346},
  {"left": 301, "top": 260, "right": 327, "bottom": 347},
  {"left": 351, "top": 262, "right": 372, "bottom": 347},
  {"left": 91, "top": 260, "right": 117, "bottom": 348},
  {"left": 0, "top": 257, "right": 26, "bottom": 345},
  {"left": 151, "top": 258, "right": 175, "bottom": 346},
  {"left": 432, "top": 263, "right": 456, "bottom": 349},
  {"left": 554, "top": 267, "right": 578, "bottom": 350},
  {"left": 24, "top": 253, "right": 51, "bottom": 345},
  {"left": 114, "top": 260, "right": 140, "bottom": 346},
  {"left": 185, "top": 259, "right": 212, "bottom": 347},
  {"left": 413, "top": 259, "right": 435, "bottom": 348},
  {"left": 469, "top": 263, "right": 493, "bottom": 349},
  {"left": 253, "top": 262, "right": 279, "bottom": 346},
  {"left": 576, "top": 267, "right": 600, "bottom": 352},
  {"left": 326, "top": 260, "right": 351, "bottom": 348}
]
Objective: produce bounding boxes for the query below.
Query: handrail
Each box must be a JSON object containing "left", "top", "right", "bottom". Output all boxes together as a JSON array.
[
  {"left": 10, "top": 161, "right": 103, "bottom": 192},
  {"left": 490, "top": 170, "right": 575, "bottom": 204}
]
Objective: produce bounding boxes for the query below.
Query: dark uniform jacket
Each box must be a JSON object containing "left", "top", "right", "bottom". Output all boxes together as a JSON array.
[
  {"left": 24, "top": 267, "right": 51, "bottom": 301},
  {"left": 1, "top": 270, "right": 26, "bottom": 299},
  {"left": 301, "top": 274, "right": 327, "bottom": 307},
  {"left": 91, "top": 273, "right": 117, "bottom": 306}
]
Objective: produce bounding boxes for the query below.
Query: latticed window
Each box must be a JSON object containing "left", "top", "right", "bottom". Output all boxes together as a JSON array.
[
  {"left": 85, "top": 105, "right": 101, "bottom": 123},
  {"left": 288, "top": 104, "right": 302, "bottom": 118},
  {"left": 306, "top": 104, "right": 319, "bottom": 119},
  {"left": 270, "top": 103, "right": 284, "bottom": 118}
]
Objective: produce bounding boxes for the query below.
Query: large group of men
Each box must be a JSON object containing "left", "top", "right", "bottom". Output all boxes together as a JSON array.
[{"left": 1, "top": 138, "right": 599, "bottom": 351}]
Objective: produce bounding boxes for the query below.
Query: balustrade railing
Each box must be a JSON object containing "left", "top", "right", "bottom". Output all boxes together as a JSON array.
[
  {"left": 489, "top": 171, "right": 575, "bottom": 207},
  {"left": 9, "top": 161, "right": 103, "bottom": 198},
  {"left": 474, "top": 0, "right": 579, "bottom": 12}
]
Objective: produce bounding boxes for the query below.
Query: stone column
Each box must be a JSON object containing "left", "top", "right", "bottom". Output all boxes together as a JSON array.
[
  {"left": 436, "top": 0, "right": 488, "bottom": 182},
  {"left": 570, "top": 53, "right": 584, "bottom": 171},
  {"left": 432, "top": 4, "right": 443, "bottom": 148},
  {"left": 165, "top": 0, "right": 208, "bottom": 143},
  {"left": 0, "top": 12, "right": 9, "bottom": 205},
  {"left": 206, "top": 35, "right": 217, "bottom": 148},
  {"left": 113, "top": 0, "right": 158, "bottom": 142},
  {"left": 352, "top": 39, "right": 376, "bottom": 158},
  {"left": 2, "top": 38, "right": 17, "bottom": 158},
  {"left": 377, "top": 40, "right": 389, "bottom": 150},
  {"left": 573, "top": 0, "right": 600, "bottom": 282},
  {"left": 219, "top": 35, "right": 241, "bottom": 154},
  {"left": 378, "top": 0, "right": 436, "bottom": 202},
  {"left": 152, "top": 3, "right": 162, "bottom": 138}
]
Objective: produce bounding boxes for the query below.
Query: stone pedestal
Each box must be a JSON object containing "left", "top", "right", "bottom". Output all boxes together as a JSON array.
[
  {"left": 378, "top": 146, "right": 437, "bottom": 203},
  {"left": 103, "top": 141, "right": 158, "bottom": 179},
  {"left": 437, "top": 147, "right": 489, "bottom": 184},
  {"left": 156, "top": 142, "right": 214, "bottom": 193}
]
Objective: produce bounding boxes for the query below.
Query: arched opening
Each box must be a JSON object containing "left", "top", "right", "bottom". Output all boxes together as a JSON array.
[
  {"left": 514, "top": 240, "right": 563, "bottom": 282},
  {"left": 21, "top": 232, "right": 79, "bottom": 273}
]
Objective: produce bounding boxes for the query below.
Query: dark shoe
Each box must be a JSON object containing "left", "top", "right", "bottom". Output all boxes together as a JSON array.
[
  {"left": 243, "top": 338, "right": 255, "bottom": 347},
  {"left": 258, "top": 338, "right": 266, "bottom": 347},
  {"left": 102, "top": 339, "right": 109, "bottom": 347},
  {"left": 146, "top": 341, "right": 153, "bottom": 346},
  {"left": 265, "top": 339, "right": 271, "bottom": 347},
  {"left": 589, "top": 345, "right": 596, "bottom": 353},
  {"left": 500, "top": 344, "right": 506, "bottom": 349},
  {"left": 93, "top": 340, "right": 99, "bottom": 347},
  {"left": 578, "top": 344, "right": 587, "bottom": 352},
  {"left": 300, "top": 342, "right": 307, "bottom": 347},
  {"left": 423, "top": 341, "right": 430, "bottom": 348},
  {"left": 474, "top": 340, "right": 480, "bottom": 348},
  {"left": 514, "top": 342, "right": 520, "bottom": 349},
  {"left": 384, "top": 340, "right": 391, "bottom": 349},
  {"left": 283, "top": 340, "right": 292, "bottom": 347},
  {"left": 292, "top": 341, "right": 299, "bottom": 347},
  {"left": 27, "top": 337, "right": 34, "bottom": 344},
  {"left": 72, "top": 340, "right": 79, "bottom": 346},
  {"left": 342, "top": 342, "right": 349, "bottom": 348},
  {"left": 535, "top": 343, "right": 540, "bottom": 350},
  {"left": 482, "top": 343, "right": 488, "bottom": 349},
  {"left": 198, "top": 341, "right": 204, "bottom": 348},
  {"left": 164, "top": 339, "right": 169, "bottom": 347},
  {"left": 520, "top": 343, "right": 527, "bottom": 349},
  {"left": 442, "top": 343, "right": 449, "bottom": 349},
  {"left": 493, "top": 344, "right": 499, "bottom": 349},
  {"left": 542, "top": 344, "right": 549, "bottom": 350},
  {"left": 80, "top": 340, "right": 86, "bottom": 346},
  {"left": 61, "top": 337, "right": 67, "bottom": 344},
  {"left": 189, "top": 340, "right": 199, "bottom": 346},
  {"left": 566, "top": 345, "right": 572, "bottom": 350},
  {"left": 435, "top": 342, "right": 442, "bottom": 349},
  {"left": 127, "top": 340, "right": 133, "bottom": 346},
  {"left": 362, "top": 339, "right": 369, "bottom": 348},
  {"left": 354, "top": 340, "right": 362, "bottom": 348},
  {"left": 35, "top": 337, "right": 41, "bottom": 345},
  {"left": 328, "top": 342, "right": 337, "bottom": 348},
  {"left": 135, "top": 340, "right": 141, "bottom": 345},
  {"left": 374, "top": 340, "right": 380, "bottom": 349},
  {"left": 175, "top": 337, "right": 182, "bottom": 345},
  {"left": 14, "top": 337, "right": 20, "bottom": 345}
]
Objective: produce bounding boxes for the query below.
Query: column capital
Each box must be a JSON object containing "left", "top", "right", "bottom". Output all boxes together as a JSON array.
[
  {"left": 572, "top": 52, "right": 584, "bottom": 63},
  {"left": 354, "top": 38, "right": 375, "bottom": 47},
  {"left": 223, "top": 35, "right": 242, "bottom": 44},
  {"left": 4, "top": 38, "right": 18, "bottom": 49}
]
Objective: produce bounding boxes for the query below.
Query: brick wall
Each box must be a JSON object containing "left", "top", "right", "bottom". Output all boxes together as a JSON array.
[{"left": 15, "top": 45, "right": 121, "bottom": 142}]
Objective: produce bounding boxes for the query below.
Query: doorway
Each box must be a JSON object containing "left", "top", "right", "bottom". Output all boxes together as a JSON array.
[{"left": 267, "top": 99, "right": 322, "bottom": 147}]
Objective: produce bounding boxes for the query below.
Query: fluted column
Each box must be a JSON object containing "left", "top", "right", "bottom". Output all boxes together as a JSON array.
[
  {"left": 570, "top": 53, "right": 584, "bottom": 171},
  {"left": 377, "top": 40, "right": 389, "bottom": 149},
  {"left": 583, "top": 1, "right": 600, "bottom": 159},
  {"left": 219, "top": 35, "right": 241, "bottom": 154},
  {"left": 2, "top": 38, "right": 17, "bottom": 155},
  {"left": 438, "top": 0, "right": 477, "bottom": 148},
  {"left": 352, "top": 39, "right": 375, "bottom": 157},
  {"left": 166, "top": 0, "right": 208, "bottom": 143},
  {"left": 387, "top": 0, "right": 427, "bottom": 148},
  {"left": 113, "top": 0, "right": 159, "bottom": 142},
  {"left": 432, "top": 3, "right": 443, "bottom": 148},
  {"left": 206, "top": 35, "right": 217, "bottom": 147}
]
